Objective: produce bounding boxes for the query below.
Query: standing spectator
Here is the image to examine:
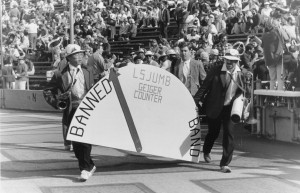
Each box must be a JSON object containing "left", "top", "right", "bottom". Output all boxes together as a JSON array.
[
  {"left": 15, "top": 59, "right": 28, "bottom": 90},
  {"left": 9, "top": 4, "right": 20, "bottom": 24},
  {"left": 87, "top": 42, "right": 105, "bottom": 80},
  {"left": 2, "top": 55, "right": 16, "bottom": 89},
  {"left": 173, "top": 42, "right": 206, "bottom": 96},
  {"left": 26, "top": 19, "right": 39, "bottom": 49},
  {"left": 193, "top": 49, "right": 246, "bottom": 173},
  {"left": 262, "top": 19, "right": 290, "bottom": 90},
  {"left": 158, "top": 1, "right": 170, "bottom": 39},
  {"left": 176, "top": 5, "right": 189, "bottom": 37}
]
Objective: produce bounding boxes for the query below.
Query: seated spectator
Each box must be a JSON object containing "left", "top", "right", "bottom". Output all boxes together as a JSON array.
[
  {"left": 145, "top": 51, "right": 159, "bottom": 67},
  {"left": 186, "top": 27, "right": 201, "bottom": 41},
  {"left": 116, "top": 20, "right": 129, "bottom": 41},
  {"left": 127, "top": 19, "right": 137, "bottom": 39},
  {"left": 134, "top": 55, "right": 144, "bottom": 64},
  {"left": 158, "top": 52, "right": 171, "bottom": 71},
  {"left": 19, "top": 31, "right": 30, "bottom": 52},
  {"left": 25, "top": 58, "right": 35, "bottom": 76}
]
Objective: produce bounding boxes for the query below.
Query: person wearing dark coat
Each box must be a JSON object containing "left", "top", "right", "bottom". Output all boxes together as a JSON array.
[{"left": 194, "top": 49, "right": 247, "bottom": 173}]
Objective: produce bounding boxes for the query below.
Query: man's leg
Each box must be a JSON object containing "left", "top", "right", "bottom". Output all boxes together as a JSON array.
[
  {"left": 62, "top": 124, "right": 71, "bottom": 147},
  {"left": 72, "top": 142, "right": 94, "bottom": 171},
  {"left": 203, "top": 115, "right": 222, "bottom": 155},
  {"left": 164, "top": 25, "right": 168, "bottom": 39},
  {"left": 268, "top": 64, "right": 277, "bottom": 90},
  {"left": 220, "top": 105, "right": 234, "bottom": 167}
]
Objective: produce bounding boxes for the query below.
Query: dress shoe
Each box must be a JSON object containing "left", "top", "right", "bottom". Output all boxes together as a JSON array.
[
  {"left": 203, "top": 153, "right": 211, "bottom": 163},
  {"left": 220, "top": 166, "right": 232, "bottom": 173}
]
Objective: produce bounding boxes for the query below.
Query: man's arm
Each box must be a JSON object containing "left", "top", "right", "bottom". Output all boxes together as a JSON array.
[{"left": 193, "top": 66, "right": 215, "bottom": 105}]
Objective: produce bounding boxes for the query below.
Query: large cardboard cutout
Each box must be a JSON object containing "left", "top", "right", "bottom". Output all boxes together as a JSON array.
[{"left": 67, "top": 65, "right": 201, "bottom": 162}]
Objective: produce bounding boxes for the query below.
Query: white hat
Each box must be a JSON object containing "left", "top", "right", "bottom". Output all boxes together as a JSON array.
[
  {"left": 223, "top": 49, "right": 240, "bottom": 61},
  {"left": 65, "top": 44, "right": 85, "bottom": 57},
  {"left": 166, "top": 49, "right": 177, "bottom": 55},
  {"left": 145, "top": 51, "right": 154, "bottom": 56}
]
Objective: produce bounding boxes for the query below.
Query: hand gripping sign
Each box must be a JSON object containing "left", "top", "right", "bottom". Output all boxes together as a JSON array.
[{"left": 67, "top": 65, "right": 201, "bottom": 162}]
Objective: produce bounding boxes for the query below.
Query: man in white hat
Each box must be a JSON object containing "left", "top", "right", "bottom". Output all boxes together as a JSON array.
[
  {"left": 194, "top": 49, "right": 246, "bottom": 173},
  {"left": 145, "top": 50, "right": 159, "bottom": 67},
  {"left": 48, "top": 44, "right": 96, "bottom": 181}
]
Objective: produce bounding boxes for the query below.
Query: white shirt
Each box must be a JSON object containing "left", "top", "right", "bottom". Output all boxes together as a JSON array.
[
  {"left": 186, "top": 34, "right": 200, "bottom": 41},
  {"left": 69, "top": 64, "right": 86, "bottom": 101},
  {"left": 221, "top": 63, "right": 241, "bottom": 106},
  {"left": 26, "top": 23, "right": 38, "bottom": 34},
  {"left": 182, "top": 59, "right": 191, "bottom": 90}
]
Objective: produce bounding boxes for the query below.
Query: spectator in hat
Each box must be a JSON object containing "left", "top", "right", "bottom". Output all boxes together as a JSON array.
[
  {"left": 145, "top": 51, "right": 159, "bottom": 67},
  {"left": 136, "top": 48, "right": 146, "bottom": 61},
  {"left": 261, "top": 2, "right": 272, "bottom": 19},
  {"left": 194, "top": 48, "right": 246, "bottom": 173},
  {"left": 167, "top": 49, "right": 180, "bottom": 73},
  {"left": 159, "top": 51, "right": 171, "bottom": 71}
]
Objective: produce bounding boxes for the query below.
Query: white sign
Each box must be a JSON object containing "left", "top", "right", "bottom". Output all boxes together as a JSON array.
[{"left": 67, "top": 65, "right": 201, "bottom": 162}]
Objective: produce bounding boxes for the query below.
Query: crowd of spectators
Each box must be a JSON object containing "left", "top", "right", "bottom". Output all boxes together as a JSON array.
[{"left": 0, "top": 0, "right": 300, "bottom": 91}]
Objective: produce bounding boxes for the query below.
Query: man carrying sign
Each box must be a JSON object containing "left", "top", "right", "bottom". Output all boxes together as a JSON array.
[{"left": 48, "top": 44, "right": 96, "bottom": 181}]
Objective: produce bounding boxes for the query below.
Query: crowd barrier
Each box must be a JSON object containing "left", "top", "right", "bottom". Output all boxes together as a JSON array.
[{"left": 0, "top": 89, "right": 58, "bottom": 112}]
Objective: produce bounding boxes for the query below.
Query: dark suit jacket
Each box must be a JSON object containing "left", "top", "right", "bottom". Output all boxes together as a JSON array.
[
  {"left": 194, "top": 64, "right": 245, "bottom": 119},
  {"left": 173, "top": 58, "right": 206, "bottom": 96},
  {"left": 161, "top": 8, "right": 170, "bottom": 25},
  {"left": 48, "top": 64, "right": 94, "bottom": 125}
]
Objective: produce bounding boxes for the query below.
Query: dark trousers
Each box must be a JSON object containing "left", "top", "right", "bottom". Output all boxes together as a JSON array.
[
  {"left": 203, "top": 105, "right": 234, "bottom": 167},
  {"left": 159, "top": 21, "right": 168, "bottom": 39},
  {"left": 68, "top": 107, "right": 94, "bottom": 171}
]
